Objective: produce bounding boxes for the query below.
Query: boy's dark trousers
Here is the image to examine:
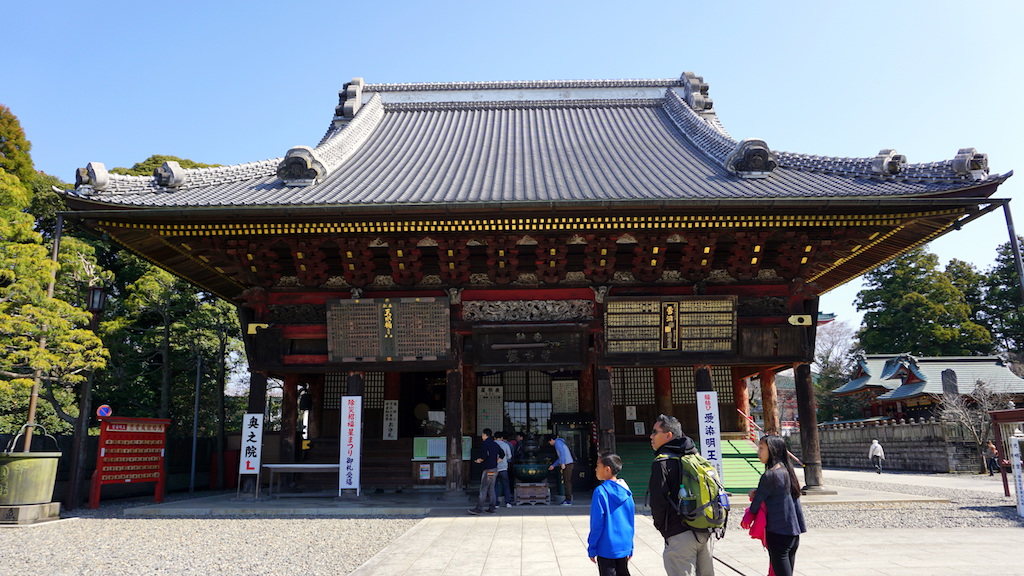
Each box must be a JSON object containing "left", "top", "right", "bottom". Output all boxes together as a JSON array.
[{"left": 596, "top": 556, "right": 630, "bottom": 576}]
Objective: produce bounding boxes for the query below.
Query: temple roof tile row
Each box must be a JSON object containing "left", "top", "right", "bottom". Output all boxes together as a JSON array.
[{"left": 65, "top": 73, "right": 1009, "bottom": 210}]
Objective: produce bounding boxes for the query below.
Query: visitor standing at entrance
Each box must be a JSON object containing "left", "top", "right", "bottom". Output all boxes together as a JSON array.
[
  {"left": 648, "top": 414, "right": 714, "bottom": 576},
  {"left": 747, "top": 434, "right": 807, "bottom": 576},
  {"left": 868, "top": 439, "right": 885, "bottom": 474},
  {"left": 493, "top": 431, "right": 514, "bottom": 507},
  {"left": 546, "top": 434, "right": 575, "bottom": 505},
  {"left": 985, "top": 441, "right": 1000, "bottom": 475},
  {"left": 588, "top": 452, "right": 634, "bottom": 576},
  {"left": 469, "top": 428, "right": 504, "bottom": 515}
]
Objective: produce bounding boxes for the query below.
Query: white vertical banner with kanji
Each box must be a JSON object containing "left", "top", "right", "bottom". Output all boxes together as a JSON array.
[
  {"left": 340, "top": 396, "right": 362, "bottom": 496},
  {"left": 696, "top": 391, "right": 724, "bottom": 482},
  {"left": 1011, "top": 438, "right": 1024, "bottom": 518},
  {"left": 382, "top": 400, "right": 399, "bottom": 440},
  {"left": 238, "top": 413, "right": 264, "bottom": 475}
]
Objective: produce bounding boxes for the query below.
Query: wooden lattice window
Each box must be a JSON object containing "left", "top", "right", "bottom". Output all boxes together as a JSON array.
[
  {"left": 612, "top": 368, "right": 655, "bottom": 405},
  {"left": 363, "top": 372, "right": 384, "bottom": 409},
  {"left": 481, "top": 371, "right": 552, "bottom": 434},
  {"left": 324, "top": 372, "right": 384, "bottom": 409},
  {"left": 671, "top": 367, "right": 734, "bottom": 403},
  {"left": 324, "top": 373, "right": 344, "bottom": 409}
]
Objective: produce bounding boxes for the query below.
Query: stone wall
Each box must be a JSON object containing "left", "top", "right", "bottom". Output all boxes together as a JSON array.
[{"left": 785, "top": 418, "right": 984, "bottom": 473}]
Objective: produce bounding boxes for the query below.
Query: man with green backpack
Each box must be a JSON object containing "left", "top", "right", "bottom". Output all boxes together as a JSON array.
[{"left": 648, "top": 414, "right": 724, "bottom": 576}]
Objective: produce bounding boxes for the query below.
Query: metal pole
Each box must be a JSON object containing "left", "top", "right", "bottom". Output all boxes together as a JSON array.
[
  {"left": 1001, "top": 202, "right": 1024, "bottom": 305},
  {"left": 189, "top": 354, "right": 202, "bottom": 492}
]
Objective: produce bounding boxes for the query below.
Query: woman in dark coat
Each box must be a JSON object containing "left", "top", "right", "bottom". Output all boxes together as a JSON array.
[{"left": 748, "top": 435, "right": 807, "bottom": 576}]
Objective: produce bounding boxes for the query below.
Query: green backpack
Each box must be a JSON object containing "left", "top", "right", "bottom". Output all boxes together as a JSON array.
[{"left": 665, "top": 452, "right": 730, "bottom": 531}]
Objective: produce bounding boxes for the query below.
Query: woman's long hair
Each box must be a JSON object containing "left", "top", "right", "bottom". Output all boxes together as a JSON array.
[{"left": 761, "top": 435, "right": 801, "bottom": 499}]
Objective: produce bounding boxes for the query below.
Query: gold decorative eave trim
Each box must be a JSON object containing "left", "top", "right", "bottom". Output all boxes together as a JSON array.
[{"left": 96, "top": 209, "right": 966, "bottom": 237}]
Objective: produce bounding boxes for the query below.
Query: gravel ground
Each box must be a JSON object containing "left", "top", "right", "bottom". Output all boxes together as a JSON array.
[
  {"left": 2, "top": 474, "right": 1021, "bottom": 576},
  {"left": 0, "top": 491, "right": 419, "bottom": 576},
  {"left": 798, "top": 474, "right": 1024, "bottom": 530}
]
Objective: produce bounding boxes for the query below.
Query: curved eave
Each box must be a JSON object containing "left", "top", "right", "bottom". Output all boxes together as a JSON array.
[{"left": 60, "top": 188, "right": 1010, "bottom": 221}]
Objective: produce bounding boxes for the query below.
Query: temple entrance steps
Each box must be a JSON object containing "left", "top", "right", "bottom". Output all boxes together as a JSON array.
[
  {"left": 611, "top": 438, "right": 764, "bottom": 500},
  {"left": 614, "top": 440, "right": 653, "bottom": 496},
  {"left": 720, "top": 439, "right": 764, "bottom": 494}
]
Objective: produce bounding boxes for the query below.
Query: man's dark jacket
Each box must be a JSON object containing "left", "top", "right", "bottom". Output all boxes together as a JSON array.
[
  {"left": 479, "top": 437, "right": 505, "bottom": 469},
  {"left": 648, "top": 435, "right": 699, "bottom": 540}
]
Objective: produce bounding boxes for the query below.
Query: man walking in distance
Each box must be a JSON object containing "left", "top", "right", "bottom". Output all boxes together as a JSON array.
[
  {"left": 649, "top": 414, "right": 715, "bottom": 575},
  {"left": 546, "top": 434, "right": 575, "bottom": 505},
  {"left": 468, "top": 428, "right": 504, "bottom": 515},
  {"left": 868, "top": 439, "right": 885, "bottom": 474}
]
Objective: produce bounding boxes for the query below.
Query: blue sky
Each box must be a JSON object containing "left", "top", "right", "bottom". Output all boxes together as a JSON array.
[{"left": 5, "top": 0, "right": 1022, "bottom": 327}]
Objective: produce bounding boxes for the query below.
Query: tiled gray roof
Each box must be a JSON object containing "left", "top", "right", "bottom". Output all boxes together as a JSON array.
[
  {"left": 835, "top": 354, "right": 1024, "bottom": 400},
  {"left": 65, "top": 75, "right": 1008, "bottom": 209}
]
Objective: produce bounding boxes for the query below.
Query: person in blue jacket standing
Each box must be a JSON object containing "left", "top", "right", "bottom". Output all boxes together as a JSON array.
[
  {"left": 588, "top": 453, "right": 635, "bottom": 576},
  {"left": 546, "top": 434, "right": 575, "bottom": 505}
]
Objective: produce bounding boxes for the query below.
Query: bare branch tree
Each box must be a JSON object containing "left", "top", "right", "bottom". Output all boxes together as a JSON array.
[{"left": 939, "top": 380, "right": 1011, "bottom": 472}]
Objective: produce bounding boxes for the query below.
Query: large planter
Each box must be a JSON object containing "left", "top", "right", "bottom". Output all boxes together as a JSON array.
[{"left": 0, "top": 426, "right": 61, "bottom": 506}]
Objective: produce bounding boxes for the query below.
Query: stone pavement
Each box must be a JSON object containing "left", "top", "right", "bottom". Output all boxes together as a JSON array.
[{"left": 120, "top": 468, "right": 1023, "bottom": 575}]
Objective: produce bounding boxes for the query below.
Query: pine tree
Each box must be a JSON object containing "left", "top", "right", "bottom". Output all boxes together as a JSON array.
[{"left": 856, "top": 247, "right": 992, "bottom": 356}]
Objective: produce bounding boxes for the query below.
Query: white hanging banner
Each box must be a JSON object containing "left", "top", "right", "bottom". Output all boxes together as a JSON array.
[
  {"left": 238, "top": 413, "right": 264, "bottom": 475},
  {"left": 340, "top": 396, "right": 362, "bottom": 496},
  {"left": 382, "top": 399, "right": 399, "bottom": 440},
  {"left": 696, "top": 390, "right": 724, "bottom": 482},
  {"left": 1011, "top": 438, "right": 1024, "bottom": 518}
]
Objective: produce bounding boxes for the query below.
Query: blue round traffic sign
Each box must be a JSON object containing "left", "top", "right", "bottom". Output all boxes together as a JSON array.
[{"left": 96, "top": 404, "right": 112, "bottom": 418}]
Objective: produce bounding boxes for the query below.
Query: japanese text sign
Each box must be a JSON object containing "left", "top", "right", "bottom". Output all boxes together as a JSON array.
[
  {"left": 238, "top": 413, "right": 264, "bottom": 475},
  {"left": 340, "top": 395, "right": 362, "bottom": 495},
  {"left": 89, "top": 417, "right": 170, "bottom": 509},
  {"left": 696, "top": 391, "right": 724, "bottom": 481}
]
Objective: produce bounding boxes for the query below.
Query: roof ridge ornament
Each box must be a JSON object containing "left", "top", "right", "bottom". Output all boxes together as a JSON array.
[
  {"left": 154, "top": 161, "right": 187, "bottom": 188},
  {"left": 870, "top": 149, "right": 907, "bottom": 176},
  {"left": 951, "top": 147, "right": 989, "bottom": 180},
  {"left": 725, "top": 138, "right": 778, "bottom": 178},
  {"left": 75, "top": 162, "right": 109, "bottom": 190},
  {"left": 334, "top": 77, "right": 365, "bottom": 127},
  {"left": 277, "top": 146, "right": 325, "bottom": 186},
  {"left": 680, "top": 71, "right": 712, "bottom": 111}
]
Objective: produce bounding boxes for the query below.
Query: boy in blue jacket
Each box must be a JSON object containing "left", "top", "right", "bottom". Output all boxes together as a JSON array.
[{"left": 588, "top": 453, "right": 635, "bottom": 576}]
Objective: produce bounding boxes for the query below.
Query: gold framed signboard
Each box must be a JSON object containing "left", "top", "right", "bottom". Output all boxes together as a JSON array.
[
  {"left": 327, "top": 297, "right": 450, "bottom": 363},
  {"left": 604, "top": 296, "right": 737, "bottom": 358}
]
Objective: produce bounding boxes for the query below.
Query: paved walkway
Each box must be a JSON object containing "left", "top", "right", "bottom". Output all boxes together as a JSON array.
[{"left": 118, "top": 468, "right": 1022, "bottom": 575}]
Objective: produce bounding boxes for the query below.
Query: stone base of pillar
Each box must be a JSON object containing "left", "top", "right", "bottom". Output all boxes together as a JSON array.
[
  {"left": 800, "top": 485, "right": 838, "bottom": 495},
  {"left": 438, "top": 489, "right": 470, "bottom": 501}
]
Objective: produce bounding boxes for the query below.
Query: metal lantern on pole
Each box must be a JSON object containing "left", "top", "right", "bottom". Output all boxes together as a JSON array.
[{"left": 66, "top": 285, "right": 107, "bottom": 510}]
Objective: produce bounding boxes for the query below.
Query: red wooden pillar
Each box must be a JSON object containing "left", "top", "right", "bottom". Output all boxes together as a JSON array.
[
  {"left": 579, "top": 365, "right": 595, "bottom": 416},
  {"left": 732, "top": 367, "right": 751, "bottom": 436},
  {"left": 281, "top": 373, "right": 300, "bottom": 464},
  {"left": 654, "top": 367, "right": 673, "bottom": 419},
  {"left": 759, "top": 368, "right": 779, "bottom": 434}
]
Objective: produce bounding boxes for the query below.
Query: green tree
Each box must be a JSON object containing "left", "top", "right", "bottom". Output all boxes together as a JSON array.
[
  {"left": 109, "top": 155, "right": 220, "bottom": 176},
  {"left": 856, "top": 247, "right": 993, "bottom": 356},
  {"left": 0, "top": 106, "right": 108, "bottom": 434},
  {"left": 983, "top": 240, "right": 1024, "bottom": 356},
  {"left": 0, "top": 104, "right": 35, "bottom": 183}
]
